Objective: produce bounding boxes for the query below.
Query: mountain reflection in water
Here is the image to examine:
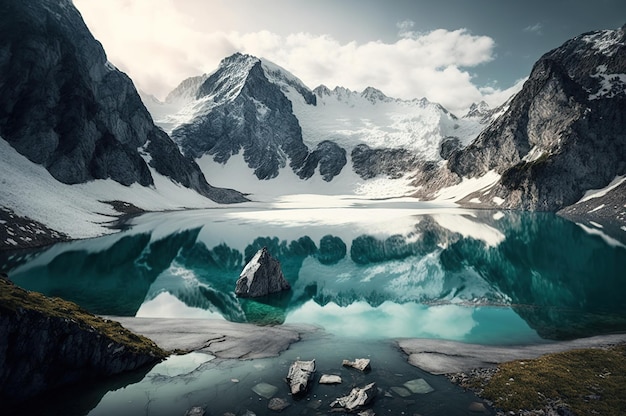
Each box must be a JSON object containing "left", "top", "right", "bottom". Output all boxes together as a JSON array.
[{"left": 5, "top": 206, "right": 626, "bottom": 343}]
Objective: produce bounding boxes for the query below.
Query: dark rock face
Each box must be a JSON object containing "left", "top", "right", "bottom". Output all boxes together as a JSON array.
[
  {"left": 447, "top": 25, "right": 626, "bottom": 212},
  {"left": 0, "top": 277, "right": 164, "bottom": 406},
  {"left": 439, "top": 137, "right": 461, "bottom": 160},
  {"left": 351, "top": 144, "right": 419, "bottom": 180},
  {"left": 286, "top": 359, "right": 316, "bottom": 396},
  {"left": 299, "top": 140, "right": 347, "bottom": 181},
  {"left": 173, "top": 54, "right": 309, "bottom": 180},
  {"left": 0, "top": 0, "right": 245, "bottom": 203},
  {"left": 235, "top": 247, "right": 291, "bottom": 297}
]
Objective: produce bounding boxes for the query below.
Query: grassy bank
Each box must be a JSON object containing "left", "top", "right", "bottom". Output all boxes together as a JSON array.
[{"left": 456, "top": 344, "right": 626, "bottom": 415}]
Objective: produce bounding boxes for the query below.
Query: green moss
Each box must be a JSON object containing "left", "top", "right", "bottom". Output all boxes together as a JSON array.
[
  {"left": 481, "top": 345, "right": 626, "bottom": 415},
  {"left": 0, "top": 277, "right": 166, "bottom": 358}
]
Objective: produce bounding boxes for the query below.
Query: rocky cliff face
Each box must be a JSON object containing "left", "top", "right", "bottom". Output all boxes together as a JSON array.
[
  {"left": 154, "top": 53, "right": 481, "bottom": 191},
  {"left": 446, "top": 25, "right": 626, "bottom": 212},
  {"left": 0, "top": 276, "right": 166, "bottom": 406},
  {"left": 0, "top": 0, "right": 245, "bottom": 203},
  {"left": 172, "top": 54, "right": 311, "bottom": 180}
]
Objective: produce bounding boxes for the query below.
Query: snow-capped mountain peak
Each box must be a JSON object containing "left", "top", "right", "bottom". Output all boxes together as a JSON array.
[
  {"left": 361, "top": 86, "right": 391, "bottom": 103},
  {"left": 464, "top": 101, "right": 490, "bottom": 118}
]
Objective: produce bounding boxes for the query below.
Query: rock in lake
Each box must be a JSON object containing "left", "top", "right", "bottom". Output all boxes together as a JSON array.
[
  {"left": 403, "top": 378, "right": 434, "bottom": 394},
  {"left": 319, "top": 374, "right": 342, "bottom": 384},
  {"left": 286, "top": 359, "right": 316, "bottom": 396},
  {"left": 268, "top": 397, "right": 290, "bottom": 412},
  {"left": 184, "top": 406, "right": 205, "bottom": 416},
  {"left": 342, "top": 358, "right": 371, "bottom": 372},
  {"left": 252, "top": 382, "right": 279, "bottom": 399},
  {"left": 235, "top": 247, "right": 290, "bottom": 297},
  {"left": 330, "top": 382, "right": 378, "bottom": 412}
]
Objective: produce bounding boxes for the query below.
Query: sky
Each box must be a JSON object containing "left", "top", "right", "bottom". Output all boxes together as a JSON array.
[{"left": 73, "top": 0, "right": 625, "bottom": 114}]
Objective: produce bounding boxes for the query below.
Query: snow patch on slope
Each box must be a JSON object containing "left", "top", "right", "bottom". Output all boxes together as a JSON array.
[
  {"left": 196, "top": 153, "right": 416, "bottom": 200},
  {"left": 285, "top": 85, "right": 483, "bottom": 160},
  {"left": 433, "top": 171, "right": 501, "bottom": 202},
  {"left": 589, "top": 65, "right": 626, "bottom": 100},
  {"left": 0, "top": 137, "right": 217, "bottom": 239},
  {"left": 580, "top": 175, "right": 626, "bottom": 202}
]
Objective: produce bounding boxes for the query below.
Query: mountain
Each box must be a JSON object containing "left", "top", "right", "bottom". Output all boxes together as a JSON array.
[
  {"left": 0, "top": 0, "right": 246, "bottom": 244},
  {"left": 145, "top": 53, "right": 484, "bottom": 197},
  {"left": 0, "top": 275, "right": 166, "bottom": 406},
  {"left": 439, "top": 25, "right": 626, "bottom": 219}
]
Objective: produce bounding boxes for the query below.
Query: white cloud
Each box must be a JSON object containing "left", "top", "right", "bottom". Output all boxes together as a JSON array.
[
  {"left": 523, "top": 23, "right": 544, "bottom": 35},
  {"left": 73, "top": 3, "right": 519, "bottom": 114}
]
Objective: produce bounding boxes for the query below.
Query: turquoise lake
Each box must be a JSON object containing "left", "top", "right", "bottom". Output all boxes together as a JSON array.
[{"left": 3, "top": 198, "right": 626, "bottom": 415}]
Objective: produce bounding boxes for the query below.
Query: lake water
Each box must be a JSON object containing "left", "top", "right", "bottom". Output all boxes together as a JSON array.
[{"left": 3, "top": 197, "right": 626, "bottom": 415}]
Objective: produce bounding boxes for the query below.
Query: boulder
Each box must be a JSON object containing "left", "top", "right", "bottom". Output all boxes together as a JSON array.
[
  {"left": 286, "top": 359, "right": 316, "bottom": 396},
  {"left": 319, "top": 374, "right": 342, "bottom": 384},
  {"left": 235, "top": 247, "right": 290, "bottom": 297},
  {"left": 330, "top": 382, "right": 378, "bottom": 412},
  {"left": 252, "top": 382, "right": 278, "bottom": 399},
  {"left": 342, "top": 358, "right": 371, "bottom": 372},
  {"left": 184, "top": 407, "right": 205, "bottom": 416},
  {"left": 403, "top": 378, "right": 434, "bottom": 394},
  {"left": 268, "top": 397, "right": 290, "bottom": 412}
]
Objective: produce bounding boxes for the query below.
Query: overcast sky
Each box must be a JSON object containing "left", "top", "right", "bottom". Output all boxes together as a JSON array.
[{"left": 73, "top": 0, "right": 625, "bottom": 114}]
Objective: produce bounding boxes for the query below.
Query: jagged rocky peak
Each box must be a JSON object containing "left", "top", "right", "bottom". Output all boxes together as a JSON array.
[
  {"left": 464, "top": 101, "right": 490, "bottom": 118},
  {"left": 0, "top": 0, "right": 245, "bottom": 203},
  {"left": 445, "top": 24, "right": 626, "bottom": 214},
  {"left": 261, "top": 59, "right": 317, "bottom": 105},
  {"left": 361, "top": 86, "right": 390, "bottom": 103},
  {"left": 172, "top": 52, "right": 310, "bottom": 180},
  {"left": 196, "top": 52, "right": 260, "bottom": 101},
  {"left": 165, "top": 74, "right": 209, "bottom": 104},
  {"left": 313, "top": 84, "right": 332, "bottom": 96}
]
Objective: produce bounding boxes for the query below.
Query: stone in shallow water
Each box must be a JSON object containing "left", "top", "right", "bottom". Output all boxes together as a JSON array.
[
  {"left": 307, "top": 399, "right": 322, "bottom": 409},
  {"left": 184, "top": 406, "right": 205, "bottom": 416},
  {"left": 403, "top": 378, "right": 434, "bottom": 394},
  {"left": 342, "top": 358, "right": 371, "bottom": 372},
  {"left": 468, "top": 401, "right": 488, "bottom": 413},
  {"left": 358, "top": 409, "right": 375, "bottom": 416},
  {"left": 330, "top": 382, "right": 378, "bottom": 411},
  {"left": 252, "top": 382, "right": 279, "bottom": 399},
  {"left": 319, "top": 374, "right": 342, "bottom": 384},
  {"left": 286, "top": 359, "right": 316, "bottom": 395},
  {"left": 235, "top": 247, "right": 290, "bottom": 298},
  {"left": 268, "top": 397, "right": 290, "bottom": 412},
  {"left": 390, "top": 386, "right": 412, "bottom": 397}
]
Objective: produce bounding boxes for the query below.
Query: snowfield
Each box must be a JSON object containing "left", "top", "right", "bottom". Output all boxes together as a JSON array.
[
  {"left": 142, "top": 56, "right": 487, "bottom": 198},
  {"left": 0, "top": 137, "right": 218, "bottom": 239}
]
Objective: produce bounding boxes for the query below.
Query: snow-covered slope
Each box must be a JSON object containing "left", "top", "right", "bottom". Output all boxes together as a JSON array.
[
  {"left": 289, "top": 85, "right": 482, "bottom": 161},
  {"left": 144, "top": 53, "right": 485, "bottom": 198},
  {"left": 0, "top": 137, "right": 219, "bottom": 242}
]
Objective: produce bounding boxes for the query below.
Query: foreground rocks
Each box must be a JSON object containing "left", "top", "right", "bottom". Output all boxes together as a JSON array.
[
  {"left": 330, "top": 382, "right": 378, "bottom": 412},
  {"left": 235, "top": 247, "right": 291, "bottom": 298},
  {"left": 111, "top": 317, "right": 312, "bottom": 359},
  {"left": 397, "top": 335, "right": 626, "bottom": 374},
  {"left": 286, "top": 359, "right": 316, "bottom": 395},
  {"left": 0, "top": 276, "right": 166, "bottom": 406},
  {"left": 343, "top": 358, "right": 371, "bottom": 372}
]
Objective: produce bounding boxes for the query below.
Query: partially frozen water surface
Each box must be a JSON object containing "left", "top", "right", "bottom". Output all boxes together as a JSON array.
[{"left": 4, "top": 197, "right": 626, "bottom": 415}]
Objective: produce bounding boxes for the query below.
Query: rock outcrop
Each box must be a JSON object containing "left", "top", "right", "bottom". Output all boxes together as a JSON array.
[
  {"left": 0, "top": 276, "right": 165, "bottom": 406},
  {"left": 172, "top": 53, "right": 310, "bottom": 180},
  {"left": 0, "top": 0, "right": 245, "bottom": 203},
  {"left": 446, "top": 25, "right": 626, "bottom": 213},
  {"left": 342, "top": 358, "right": 372, "bottom": 372},
  {"left": 235, "top": 247, "right": 291, "bottom": 297},
  {"left": 330, "top": 382, "right": 378, "bottom": 412},
  {"left": 286, "top": 359, "right": 316, "bottom": 396}
]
